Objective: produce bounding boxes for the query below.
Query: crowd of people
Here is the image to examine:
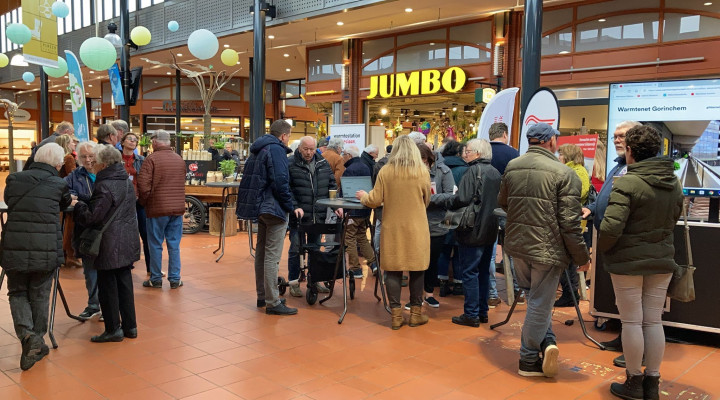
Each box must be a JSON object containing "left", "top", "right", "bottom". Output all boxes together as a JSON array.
[{"left": 1, "top": 119, "right": 684, "bottom": 400}]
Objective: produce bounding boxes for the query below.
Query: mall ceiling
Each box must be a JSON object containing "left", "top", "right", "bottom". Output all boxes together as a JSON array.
[{"left": 2, "top": 0, "right": 583, "bottom": 99}]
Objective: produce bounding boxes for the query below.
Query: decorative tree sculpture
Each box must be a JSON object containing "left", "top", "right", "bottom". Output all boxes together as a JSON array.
[
  {"left": 142, "top": 53, "right": 240, "bottom": 135},
  {"left": 0, "top": 98, "right": 23, "bottom": 173}
]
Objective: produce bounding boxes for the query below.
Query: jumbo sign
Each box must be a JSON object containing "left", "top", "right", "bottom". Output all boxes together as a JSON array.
[{"left": 367, "top": 67, "right": 467, "bottom": 99}]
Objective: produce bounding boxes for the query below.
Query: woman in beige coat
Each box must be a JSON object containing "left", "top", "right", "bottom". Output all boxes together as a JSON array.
[{"left": 356, "top": 135, "right": 431, "bottom": 329}]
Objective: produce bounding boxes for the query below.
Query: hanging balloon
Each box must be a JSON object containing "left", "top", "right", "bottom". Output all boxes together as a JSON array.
[
  {"left": 420, "top": 121, "right": 431, "bottom": 135},
  {"left": 51, "top": 1, "right": 70, "bottom": 18},
  {"left": 167, "top": 20, "right": 179, "bottom": 32},
  {"left": 0, "top": 54, "right": 8, "bottom": 68},
  {"left": 22, "top": 72, "right": 35, "bottom": 83},
  {"left": 130, "top": 26, "right": 152, "bottom": 46},
  {"left": 220, "top": 49, "right": 238, "bottom": 67},
  {"left": 79, "top": 37, "right": 118, "bottom": 71},
  {"left": 6, "top": 23, "right": 32, "bottom": 45},
  {"left": 42, "top": 57, "right": 68, "bottom": 78},
  {"left": 187, "top": 29, "right": 218, "bottom": 60}
]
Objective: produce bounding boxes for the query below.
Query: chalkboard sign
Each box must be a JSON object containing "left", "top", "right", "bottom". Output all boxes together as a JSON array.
[{"left": 185, "top": 160, "right": 217, "bottom": 185}]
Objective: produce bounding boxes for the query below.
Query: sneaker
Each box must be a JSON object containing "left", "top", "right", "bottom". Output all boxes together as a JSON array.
[
  {"left": 404, "top": 302, "right": 411, "bottom": 311},
  {"left": 451, "top": 314, "right": 481, "bottom": 327},
  {"left": 170, "top": 280, "right": 183, "bottom": 289},
  {"left": 315, "top": 283, "right": 330, "bottom": 293},
  {"left": 542, "top": 343, "right": 560, "bottom": 377},
  {"left": 554, "top": 294, "right": 578, "bottom": 308},
  {"left": 78, "top": 307, "right": 101, "bottom": 320},
  {"left": 515, "top": 290, "right": 526, "bottom": 304},
  {"left": 142, "top": 280, "right": 162, "bottom": 288},
  {"left": 424, "top": 296, "right": 440, "bottom": 308},
  {"left": 488, "top": 297, "right": 502, "bottom": 308},
  {"left": 349, "top": 268, "right": 363, "bottom": 279},
  {"left": 289, "top": 284, "right": 303, "bottom": 297},
  {"left": 370, "top": 263, "right": 378, "bottom": 276},
  {"left": 518, "top": 359, "right": 544, "bottom": 377},
  {"left": 266, "top": 303, "right": 298, "bottom": 315}
]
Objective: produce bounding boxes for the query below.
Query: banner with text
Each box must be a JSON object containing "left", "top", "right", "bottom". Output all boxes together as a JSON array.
[
  {"left": 477, "top": 87, "right": 519, "bottom": 143},
  {"left": 519, "top": 87, "right": 560, "bottom": 154},
  {"left": 329, "top": 124, "right": 367, "bottom": 150},
  {"left": 22, "top": 0, "right": 58, "bottom": 67},
  {"left": 65, "top": 51, "right": 90, "bottom": 142}
]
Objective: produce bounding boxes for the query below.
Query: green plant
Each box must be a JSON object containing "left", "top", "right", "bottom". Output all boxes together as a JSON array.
[
  {"left": 213, "top": 137, "right": 226, "bottom": 149},
  {"left": 219, "top": 159, "right": 236, "bottom": 177},
  {"left": 138, "top": 134, "right": 151, "bottom": 147}
]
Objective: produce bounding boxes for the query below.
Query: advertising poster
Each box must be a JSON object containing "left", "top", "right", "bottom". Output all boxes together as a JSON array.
[
  {"left": 65, "top": 51, "right": 90, "bottom": 142},
  {"left": 476, "top": 87, "right": 519, "bottom": 142},
  {"left": 519, "top": 88, "right": 560, "bottom": 154},
  {"left": 21, "top": 0, "right": 58, "bottom": 67},
  {"left": 108, "top": 64, "right": 125, "bottom": 106},
  {"left": 329, "top": 124, "right": 366, "bottom": 149},
  {"left": 557, "top": 134, "right": 599, "bottom": 174}
]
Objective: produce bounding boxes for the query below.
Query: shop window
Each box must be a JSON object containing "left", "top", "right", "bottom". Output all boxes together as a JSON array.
[
  {"left": 663, "top": 14, "right": 720, "bottom": 42},
  {"left": 103, "top": 0, "right": 113, "bottom": 21},
  {"left": 308, "top": 46, "right": 343, "bottom": 82},
  {"left": 362, "top": 37, "right": 394, "bottom": 76},
  {"left": 449, "top": 22, "right": 491, "bottom": 65},
  {"left": 397, "top": 29, "right": 445, "bottom": 46},
  {"left": 577, "top": 0, "right": 659, "bottom": 20},
  {"left": 542, "top": 28, "right": 573, "bottom": 55},
  {"left": 575, "top": 13, "right": 659, "bottom": 52},
  {"left": 543, "top": 8, "right": 572, "bottom": 33},
  {"left": 665, "top": 0, "right": 720, "bottom": 13},
  {"left": 396, "top": 44, "right": 446, "bottom": 72},
  {"left": 143, "top": 77, "right": 171, "bottom": 100}
]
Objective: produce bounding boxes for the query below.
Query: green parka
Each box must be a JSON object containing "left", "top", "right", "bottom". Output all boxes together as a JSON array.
[{"left": 598, "top": 157, "right": 683, "bottom": 275}]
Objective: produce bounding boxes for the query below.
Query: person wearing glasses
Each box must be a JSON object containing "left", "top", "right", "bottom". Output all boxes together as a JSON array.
[{"left": 121, "top": 132, "right": 151, "bottom": 276}]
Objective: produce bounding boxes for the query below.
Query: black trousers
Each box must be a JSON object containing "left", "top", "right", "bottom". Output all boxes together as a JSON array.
[
  {"left": 97, "top": 266, "right": 137, "bottom": 333},
  {"left": 386, "top": 270, "right": 424, "bottom": 309},
  {"left": 5, "top": 270, "right": 54, "bottom": 342},
  {"left": 559, "top": 262, "right": 579, "bottom": 297},
  {"left": 425, "top": 235, "right": 445, "bottom": 293}
]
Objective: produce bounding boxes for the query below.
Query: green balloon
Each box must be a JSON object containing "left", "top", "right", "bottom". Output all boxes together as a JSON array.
[
  {"left": 79, "top": 37, "right": 117, "bottom": 71},
  {"left": 43, "top": 57, "right": 68, "bottom": 78},
  {"left": 6, "top": 23, "right": 31, "bottom": 45}
]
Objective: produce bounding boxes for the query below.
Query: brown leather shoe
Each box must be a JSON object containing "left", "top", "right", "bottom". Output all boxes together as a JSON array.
[
  {"left": 391, "top": 307, "right": 404, "bottom": 330},
  {"left": 409, "top": 305, "right": 429, "bottom": 327}
]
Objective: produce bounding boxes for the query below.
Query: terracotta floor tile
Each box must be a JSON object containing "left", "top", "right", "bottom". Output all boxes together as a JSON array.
[
  {"left": 0, "top": 384, "right": 34, "bottom": 400},
  {"left": 110, "top": 386, "right": 176, "bottom": 400},
  {"left": 134, "top": 363, "right": 194, "bottom": 385},
  {"left": 43, "top": 386, "right": 105, "bottom": 400},
  {"left": 0, "top": 371, "right": 14, "bottom": 387},
  {"left": 156, "top": 374, "right": 218, "bottom": 398},
  {"left": 224, "top": 375, "right": 284, "bottom": 399},
  {"left": 198, "top": 364, "right": 254, "bottom": 386},
  {"left": 254, "top": 388, "right": 302, "bottom": 400},
  {"left": 181, "top": 387, "right": 243, "bottom": 399},
  {"left": 192, "top": 337, "right": 243, "bottom": 354},
  {"left": 305, "top": 382, "right": 368, "bottom": 400},
  {"left": 176, "top": 354, "right": 231, "bottom": 374},
  {"left": 90, "top": 374, "right": 152, "bottom": 398}
]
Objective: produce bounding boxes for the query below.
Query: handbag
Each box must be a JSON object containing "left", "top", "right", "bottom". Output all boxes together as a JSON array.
[
  {"left": 667, "top": 201, "right": 695, "bottom": 302},
  {"left": 79, "top": 181, "right": 130, "bottom": 258}
]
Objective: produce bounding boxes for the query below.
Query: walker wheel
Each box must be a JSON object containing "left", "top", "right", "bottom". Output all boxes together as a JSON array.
[
  {"left": 349, "top": 279, "right": 355, "bottom": 300},
  {"left": 594, "top": 318, "right": 607, "bottom": 331},
  {"left": 306, "top": 288, "right": 318, "bottom": 305}
]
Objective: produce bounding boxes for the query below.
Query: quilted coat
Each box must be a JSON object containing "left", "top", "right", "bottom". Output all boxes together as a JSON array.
[
  {"left": 288, "top": 149, "right": 337, "bottom": 224},
  {"left": 137, "top": 144, "right": 186, "bottom": 218}
]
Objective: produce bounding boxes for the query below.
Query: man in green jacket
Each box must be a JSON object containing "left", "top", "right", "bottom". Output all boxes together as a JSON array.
[{"left": 498, "top": 123, "right": 590, "bottom": 378}]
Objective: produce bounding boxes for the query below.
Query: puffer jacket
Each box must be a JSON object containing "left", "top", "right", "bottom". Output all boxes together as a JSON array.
[
  {"left": 443, "top": 155, "right": 469, "bottom": 187},
  {"left": 360, "top": 151, "right": 376, "bottom": 176},
  {"left": 1, "top": 163, "right": 72, "bottom": 272},
  {"left": 341, "top": 157, "right": 372, "bottom": 218},
  {"left": 598, "top": 157, "right": 683, "bottom": 275},
  {"left": 236, "top": 134, "right": 293, "bottom": 221},
  {"left": 445, "top": 158, "right": 501, "bottom": 246},
  {"left": 498, "top": 146, "right": 589, "bottom": 267},
  {"left": 288, "top": 149, "right": 337, "bottom": 224},
  {"left": 137, "top": 144, "right": 186, "bottom": 218},
  {"left": 427, "top": 161, "right": 455, "bottom": 237},
  {"left": 65, "top": 166, "right": 95, "bottom": 203},
  {"left": 73, "top": 163, "right": 140, "bottom": 270}
]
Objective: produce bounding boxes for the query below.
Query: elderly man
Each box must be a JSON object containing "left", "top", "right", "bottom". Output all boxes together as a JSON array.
[
  {"left": 360, "top": 144, "right": 378, "bottom": 174},
  {"left": 498, "top": 123, "right": 590, "bottom": 378},
  {"left": 323, "top": 137, "right": 346, "bottom": 185},
  {"left": 111, "top": 120, "right": 129, "bottom": 149},
  {"left": 342, "top": 145, "right": 377, "bottom": 279},
  {"left": 286, "top": 136, "right": 342, "bottom": 296},
  {"left": 137, "top": 130, "right": 186, "bottom": 289},
  {"left": 237, "top": 120, "right": 297, "bottom": 315},
  {"left": 1, "top": 143, "right": 73, "bottom": 370},
  {"left": 443, "top": 139, "right": 501, "bottom": 327},
  {"left": 24, "top": 121, "right": 74, "bottom": 170},
  {"left": 96, "top": 124, "right": 120, "bottom": 146},
  {"left": 317, "top": 137, "right": 329, "bottom": 155}
]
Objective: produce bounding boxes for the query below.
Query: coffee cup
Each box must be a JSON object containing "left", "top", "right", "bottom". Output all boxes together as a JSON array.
[{"left": 329, "top": 189, "right": 337, "bottom": 199}]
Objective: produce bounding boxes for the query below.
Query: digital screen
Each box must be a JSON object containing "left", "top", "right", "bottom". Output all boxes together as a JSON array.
[
  {"left": 108, "top": 64, "right": 125, "bottom": 106},
  {"left": 608, "top": 79, "right": 720, "bottom": 197}
]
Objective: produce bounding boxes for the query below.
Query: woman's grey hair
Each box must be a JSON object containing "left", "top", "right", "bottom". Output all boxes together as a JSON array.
[
  {"left": 35, "top": 143, "right": 65, "bottom": 166},
  {"left": 95, "top": 144, "right": 122, "bottom": 165},
  {"left": 328, "top": 137, "right": 344, "bottom": 151},
  {"left": 96, "top": 124, "right": 118, "bottom": 142},
  {"left": 408, "top": 132, "right": 427, "bottom": 145},
  {"left": 76, "top": 141, "right": 97, "bottom": 154},
  {"left": 364, "top": 144, "right": 378, "bottom": 154},
  {"left": 344, "top": 145, "right": 360, "bottom": 158},
  {"left": 111, "top": 120, "right": 129, "bottom": 134},
  {"left": 466, "top": 138, "right": 493, "bottom": 160}
]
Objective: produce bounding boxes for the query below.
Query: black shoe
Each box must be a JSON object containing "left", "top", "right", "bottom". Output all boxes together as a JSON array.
[
  {"left": 265, "top": 302, "right": 297, "bottom": 315},
  {"left": 20, "top": 335, "right": 43, "bottom": 371},
  {"left": 601, "top": 335, "right": 623, "bottom": 352},
  {"left": 78, "top": 307, "right": 101, "bottom": 320},
  {"left": 123, "top": 328, "right": 138, "bottom": 339},
  {"left": 142, "top": 279, "right": 162, "bottom": 288},
  {"left": 438, "top": 280, "right": 452, "bottom": 297},
  {"left": 91, "top": 328, "right": 124, "bottom": 343},
  {"left": 170, "top": 280, "right": 183, "bottom": 289},
  {"left": 610, "top": 372, "right": 644, "bottom": 400},
  {"left": 613, "top": 354, "right": 645, "bottom": 368},
  {"left": 257, "top": 298, "right": 286, "bottom": 307},
  {"left": 451, "top": 314, "right": 481, "bottom": 327},
  {"left": 515, "top": 290, "right": 526, "bottom": 304},
  {"left": 553, "top": 294, "right": 577, "bottom": 308},
  {"left": 518, "top": 359, "right": 544, "bottom": 377},
  {"left": 643, "top": 374, "right": 660, "bottom": 400},
  {"left": 452, "top": 282, "right": 464, "bottom": 296}
]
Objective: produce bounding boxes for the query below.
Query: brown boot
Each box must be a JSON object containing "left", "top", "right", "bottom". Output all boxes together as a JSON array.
[
  {"left": 409, "top": 305, "right": 429, "bottom": 327},
  {"left": 391, "top": 307, "right": 404, "bottom": 330}
]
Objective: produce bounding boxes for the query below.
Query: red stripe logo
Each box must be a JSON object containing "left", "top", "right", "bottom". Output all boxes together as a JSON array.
[{"left": 524, "top": 115, "right": 556, "bottom": 125}]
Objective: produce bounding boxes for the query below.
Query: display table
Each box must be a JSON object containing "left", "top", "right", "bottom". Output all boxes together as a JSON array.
[{"left": 206, "top": 181, "right": 241, "bottom": 262}]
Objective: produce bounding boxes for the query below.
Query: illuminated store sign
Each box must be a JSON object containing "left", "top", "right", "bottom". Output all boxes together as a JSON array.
[{"left": 368, "top": 67, "right": 467, "bottom": 99}]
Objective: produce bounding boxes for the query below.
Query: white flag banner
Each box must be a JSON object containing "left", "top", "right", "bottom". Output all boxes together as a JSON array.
[
  {"left": 519, "top": 87, "right": 560, "bottom": 154},
  {"left": 477, "top": 87, "right": 519, "bottom": 142}
]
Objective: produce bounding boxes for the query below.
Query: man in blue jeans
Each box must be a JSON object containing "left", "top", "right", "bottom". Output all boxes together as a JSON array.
[{"left": 137, "top": 130, "right": 187, "bottom": 289}]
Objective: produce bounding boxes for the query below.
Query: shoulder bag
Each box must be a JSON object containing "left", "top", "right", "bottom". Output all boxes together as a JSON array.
[
  {"left": 79, "top": 180, "right": 130, "bottom": 258},
  {"left": 442, "top": 169, "right": 481, "bottom": 231},
  {"left": 667, "top": 201, "right": 695, "bottom": 302}
]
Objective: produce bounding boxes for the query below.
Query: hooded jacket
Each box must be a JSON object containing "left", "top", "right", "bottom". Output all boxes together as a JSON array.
[
  {"left": 236, "top": 134, "right": 293, "bottom": 221},
  {"left": 1, "top": 163, "right": 72, "bottom": 272},
  {"left": 288, "top": 149, "right": 337, "bottom": 224},
  {"left": 598, "top": 157, "right": 683, "bottom": 275},
  {"left": 443, "top": 155, "right": 469, "bottom": 187}
]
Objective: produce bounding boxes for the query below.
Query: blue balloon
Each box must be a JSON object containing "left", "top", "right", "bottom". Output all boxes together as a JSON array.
[
  {"left": 22, "top": 71, "right": 35, "bottom": 83},
  {"left": 168, "top": 20, "right": 179, "bottom": 32},
  {"left": 52, "top": 1, "right": 70, "bottom": 18},
  {"left": 188, "top": 29, "right": 218, "bottom": 60}
]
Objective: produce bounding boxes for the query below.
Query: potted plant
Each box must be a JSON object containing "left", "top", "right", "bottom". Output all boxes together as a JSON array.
[
  {"left": 219, "top": 159, "right": 237, "bottom": 182},
  {"left": 138, "top": 134, "right": 151, "bottom": 156}
]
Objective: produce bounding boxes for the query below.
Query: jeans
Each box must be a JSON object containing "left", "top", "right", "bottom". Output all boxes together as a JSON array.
[
  {"left": 344, "top": 217, "right": 375, "bottom": 269},
  {"left": 488, "top": 240, "right": 520, "bottom": 297},
  {"left": 147, "top": 215, "right": 183, "bottom": 283},
  {"left": 5, "top": 270, "right": 53, "bottom": 343},
  {"left": 255, "top": 214, "right": 288, "bottom": 307},
  {"left": 513, "top": 258, "right": 563, "bottom": 363},
  {"left": 425, "top": 235, "right": 445, "bottom": 294},
  {"left": 457, "top": 244, "right": 493, "bottom": 318},
  {"left": 373, "top": 218, "right": 381, "bottom": 255},
  {"left": 97, "top": 266, "right": 136, "bottom": 334},
  {"left": 611, "top": 273, "right": 672, "bottom": 377},
  {"left": 437, "top": 231, "right": 462, "bottom": 283},
  {"left": 136, "top": 203, "right": 150, "bottom": 272},
  {"left": 386, "top": 270, "right": 424, "bottom": 309},
  {"left": 82, "top": 258, "right": 99, "bottom": 310},
  {"left": 287, "top": 226, "right": 321, "bottom": 282}
]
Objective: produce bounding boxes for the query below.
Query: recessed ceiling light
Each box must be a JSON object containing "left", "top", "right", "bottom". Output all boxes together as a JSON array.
[
  {"left": 89, "top": 70, "right": 94, "bottom": 74},
  {"left": 236, "top": 61, "right": 240, "bottom": 64},
  {"left": 166, "top": 72, "right": 171, "bottom": 75},
  {"left": 88, "top": 84, "right": 93, "bottom": 87},
  {"left": 224, "top": 44, "right": 229, "bottom": 48},
  {"left": 337, "top": 21, "right": 344, "bottom": 26},
  {"left": 283, "top": 53, "right": 289, "bottom": 57},
  {"left": 285, "top": 68, "right": 291, "bottom": 72},
  {"left": 429, "top": 42, "right": 435, "bottom": 46},
  {"left": 704, "top": 2, "right": 712, "bottom": 5},
  {"left": 177, "top": 53, "right": 183, "bottom": 56},
  {"left": 598, "top": 18, "right": 606, "bottom": 22},
  {"left": 315, "top": 59, "right": 320, "bottom": 62},
  {"left": 559, "top": 50, "right": 569, "bottom": 54},
  {"left": 154, "top": 81, "right": 158, "bottom": 84},
  {"left": 11, "top": 85, "right": 15, "bottom": 88},
  {"left": 268, "top": 35, "right": 275, "bottom": 39},
  {"left": 26, "top": 83, "right": 30, "bottom": 85},
  {"left": 405, "top": 8, "right": 413, "bottom": 12}
]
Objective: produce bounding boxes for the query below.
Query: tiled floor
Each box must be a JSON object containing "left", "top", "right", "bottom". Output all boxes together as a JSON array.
[{"left": 0, "top": 231, "right": 717, "bottom": 399}]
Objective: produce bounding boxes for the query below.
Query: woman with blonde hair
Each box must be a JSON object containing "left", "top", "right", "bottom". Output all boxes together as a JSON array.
[
  {"left": 592, "top": 141, "right": 607, "bottom": 193},
  {"left": 55, "top": 134, "right": 77, "bottom": 178},
  {"left": 356, "top": 135, "right": 431, "bottom": 330}
]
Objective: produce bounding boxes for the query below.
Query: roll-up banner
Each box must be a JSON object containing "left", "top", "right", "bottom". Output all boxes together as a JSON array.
[
  {"left": 477, "top": 87, "right": 519, "bottom": 142},
  {"left": 21, "top": 0, "right": 58, "bottom": 67},
  {"left": 519, "top": 87, "right": 560, "bottom": 154},
  {"left": 65, "top": 51, "right": 90, "bottom": 142}
]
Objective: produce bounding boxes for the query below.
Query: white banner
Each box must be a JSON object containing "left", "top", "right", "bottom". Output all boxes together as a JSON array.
[
  {"left": 329, "top": 124, "right": 366, "bottom": 150},
  {"left": 519, "top": 88, "right": 560, "bottom": 154},
  {"left": 477, "top": 87, "right": 519, "bottom": 142}
]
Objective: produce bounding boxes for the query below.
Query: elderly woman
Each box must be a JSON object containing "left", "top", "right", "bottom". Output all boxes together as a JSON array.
[
  {"left": 121, "top": 132, "right": 151, "bottom": 275},
  {"left": 65, "top": 141, "right": 102, "bottom": 320},
  {"left": 356, "top": 135, "right": 431, "bottom": 330},
  {"left": 599, "top": 126, "right": 683, "bottom": 400},
  {"left": 1, "top": 143, "right": 73, "bottom": 370},
  {"left": 74, "top": 145, "right": 140, "bottom": 343}
]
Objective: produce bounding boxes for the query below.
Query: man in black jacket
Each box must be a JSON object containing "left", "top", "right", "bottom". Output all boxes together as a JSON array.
[
  {"left": 360, "top": 144, "right": 378, "bottom": 176},
  {"left": 287, "top": 136, "right": 342, "bottom": 296},
  {"left": 23, "top": 121, "right": 74, "bottom": 170},
  {"left": 1, "top": 143, "right": 73, "bottom": 370}
]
